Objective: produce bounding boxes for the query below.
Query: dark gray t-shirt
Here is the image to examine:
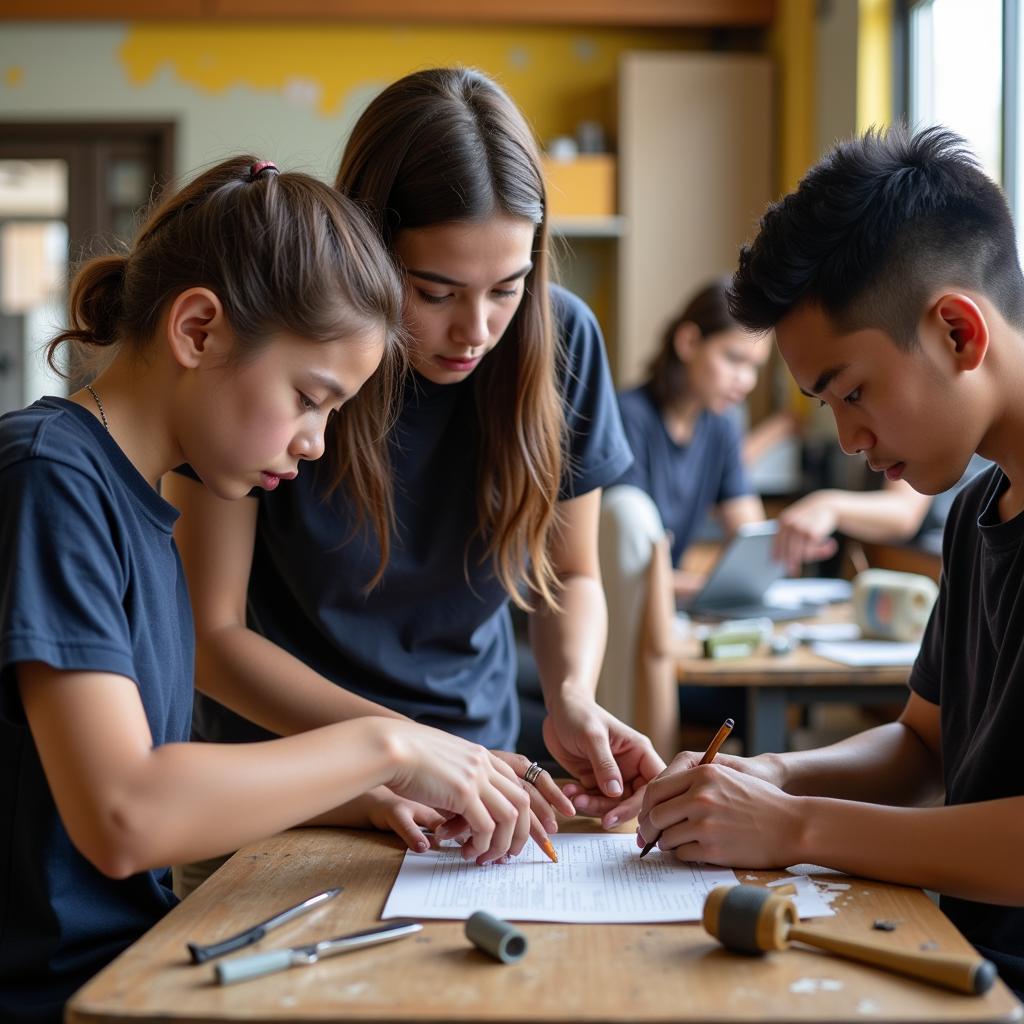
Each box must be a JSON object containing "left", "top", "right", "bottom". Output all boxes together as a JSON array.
[
  {"left": 191, "top": 287, "right": 632, "bottom": 751},
  {"left": 613, "top": 383, "right": 751, "bottom": 565},
  {"left": 0, "top": 398, "right": 193, "bottom": 1024},
  {"left": 909, "top": 463, "right": 1024, "bottom": 996}
]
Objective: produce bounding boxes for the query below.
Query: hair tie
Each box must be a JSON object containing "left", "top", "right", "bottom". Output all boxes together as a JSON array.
[{"left": 249, "top": 160, "right": 279, "bottom": 182}]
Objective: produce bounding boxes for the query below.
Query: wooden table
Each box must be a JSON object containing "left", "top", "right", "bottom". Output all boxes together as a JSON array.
[
  {"left": 68, "top": 827, "right": 1022, "bottom": 1024},
  {"left": 675, "top": 606, "right": 911, "bottom": 754}
]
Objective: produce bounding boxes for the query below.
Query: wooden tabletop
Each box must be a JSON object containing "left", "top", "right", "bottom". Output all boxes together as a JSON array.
[
  {"left": 68, "top": 826, "right": 1023, "bottom": 1024},
  {"left": 676, "top": 604, "right": 911, "bottom": 688},
  {"left": 676, "top": 638, "right": 911, "bottom": 687}
]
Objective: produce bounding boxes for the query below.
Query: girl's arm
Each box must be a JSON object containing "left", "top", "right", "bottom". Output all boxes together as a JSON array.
[
  {"left": 164, "top": 474, "right": 566, "bottom": 850},
  {"left": 529, "top": 490, "right": 606, "bottom": 709},
  {"left": 18, "top": 662, "right": 531, "bottom": 875},
  {"left": 163, "top": 473, "right": 402, "bottom": 733},
  {"left": 528, "top": 489, "right": 665, "bottom": 827}
]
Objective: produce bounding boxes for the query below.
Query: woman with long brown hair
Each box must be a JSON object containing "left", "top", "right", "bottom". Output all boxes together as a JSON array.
[{"left": 166, "top": 67, "right": 663, "bottom": 869}]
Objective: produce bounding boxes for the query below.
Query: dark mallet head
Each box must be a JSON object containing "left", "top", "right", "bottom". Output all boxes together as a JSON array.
[{"left": 703, "top": 885, "right": 797, "bottom": 954}]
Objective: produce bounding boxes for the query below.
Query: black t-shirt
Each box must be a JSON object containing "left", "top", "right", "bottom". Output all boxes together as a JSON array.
[
  {"left": 909, "top": 463, "right": 1024, "bottom": 996},
  {"left": 191, "top": 286, "right": 633, "bottom": 751},
  {"left": 0, "top": 399, "right": 193, "bottom": 1023}
]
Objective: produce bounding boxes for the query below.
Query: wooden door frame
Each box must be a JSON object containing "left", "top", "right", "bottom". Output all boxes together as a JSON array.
[{"left": 0, "top": 121, "right": 175, "bottom": 257}]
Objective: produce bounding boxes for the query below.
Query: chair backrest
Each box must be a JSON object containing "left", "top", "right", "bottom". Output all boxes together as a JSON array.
[
  {"left": 633, "top": 531, "right": 679, "bottom": 760},
  {"left": 597, "top": 486, "right": 678, "bottom": 759}
]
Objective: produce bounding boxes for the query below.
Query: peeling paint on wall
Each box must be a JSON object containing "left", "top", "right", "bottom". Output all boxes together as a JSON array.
[{"left": 116, "top": 23, "right": 701, "bottom": 144}]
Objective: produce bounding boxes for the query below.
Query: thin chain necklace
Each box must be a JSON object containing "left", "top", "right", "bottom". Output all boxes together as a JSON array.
[{"left": 84, "top": 383, "right": 109, "bottom": 432}]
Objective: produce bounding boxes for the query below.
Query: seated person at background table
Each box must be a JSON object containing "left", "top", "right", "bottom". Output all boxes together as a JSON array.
[
  {"left": 612, "top": 279, "right": 775, "bottom": 600},
  {"left": 604, "top": 280, "right": 832, "bottom": 749},
  {"left": 638, "top": 124, "right": 1024, "bottom": 998},
  {"left": 0, "top": 158, "right": 537, "bottom": 1024},
  {"left": 165, "top": 68, "right": 661, "bottom": 879}
]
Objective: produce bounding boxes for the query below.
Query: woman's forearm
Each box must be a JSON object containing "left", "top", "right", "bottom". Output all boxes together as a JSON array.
[
  {"left": 528, "top": 573, "right": 607, "bottom": 706},
  {"left": 195, "top": 624, "right": 405, "bottom": 736}
]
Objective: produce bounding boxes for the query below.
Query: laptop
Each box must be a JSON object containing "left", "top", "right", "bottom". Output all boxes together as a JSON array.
[{"left": 682, "top": 521, "right": 808, "bottom": 622}]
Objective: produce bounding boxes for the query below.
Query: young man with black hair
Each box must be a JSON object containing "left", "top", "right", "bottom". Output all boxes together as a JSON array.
[{"left": 636, "top": 124, "right": 1024, "bottom": 995}]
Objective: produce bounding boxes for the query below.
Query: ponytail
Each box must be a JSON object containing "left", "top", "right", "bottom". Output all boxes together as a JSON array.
[{"left": 47, "top": 253, "right": 127, "bottom": 377}]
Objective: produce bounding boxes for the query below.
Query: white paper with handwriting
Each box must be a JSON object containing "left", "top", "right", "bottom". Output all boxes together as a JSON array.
[{"left": 382, "top": 832, "right": 736, "bottom": 923}]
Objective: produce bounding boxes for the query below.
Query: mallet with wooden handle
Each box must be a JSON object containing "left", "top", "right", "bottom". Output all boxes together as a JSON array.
[{"left": 703, "top": 885, "right": 996, "bottom": 995}]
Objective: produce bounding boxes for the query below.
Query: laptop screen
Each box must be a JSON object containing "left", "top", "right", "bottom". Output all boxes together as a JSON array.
[{"left": 687, "top": 520, "right": 786, "bottom": 613}]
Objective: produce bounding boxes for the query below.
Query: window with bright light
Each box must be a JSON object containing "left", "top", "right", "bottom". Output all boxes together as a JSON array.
[{"left": 908, "top": 0, "right": 1004, "bottom": 183}]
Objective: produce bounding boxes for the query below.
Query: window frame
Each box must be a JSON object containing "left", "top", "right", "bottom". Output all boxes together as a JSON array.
[{"left": 897, "top": 0, "right": 1018, "bottom": 212}]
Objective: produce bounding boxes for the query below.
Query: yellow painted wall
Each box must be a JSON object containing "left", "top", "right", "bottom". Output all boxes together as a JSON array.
[
  {"left": 768, "top": 0, "right": 816, "bottom": 195},
  {"left": 118, "top": 22, "right": 710, "bottom": 148},
  {"left": 858, "top": 0, "right": 893, "bottom": 132},
  {"left": 2, "top": 19, "right": 802, "bottom": 380}
]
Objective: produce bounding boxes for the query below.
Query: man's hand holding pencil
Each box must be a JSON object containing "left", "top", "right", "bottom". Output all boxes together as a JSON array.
[{"left": 635, "top": 720, "right": 796, "bottom": 866}]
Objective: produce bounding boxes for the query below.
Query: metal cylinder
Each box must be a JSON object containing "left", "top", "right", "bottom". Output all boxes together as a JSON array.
[{"left": 465, "top": 911, "right": 528, "bottom": 964}]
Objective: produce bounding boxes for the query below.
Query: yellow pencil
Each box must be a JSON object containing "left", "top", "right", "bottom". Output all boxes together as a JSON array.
[
  {"left": 638, "top": 717, "right": 734, "bottom": 859},
  {"left": 538, "top": 836, "right": 558, "bottom": 863}
]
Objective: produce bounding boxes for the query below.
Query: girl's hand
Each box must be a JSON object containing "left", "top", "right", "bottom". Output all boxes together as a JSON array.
[
  {"left": 305, "top": 786, "right": 449, "bottom": 849},
  {"left": 380, "top": 720, "right": 531, "bottom": 864},
  {"left": 436, "top": 751, "right": 573, "bottom": 859},
  {"left": 636, "top": 761, "right": 798, "bottom": 867},
  {"left": 542, "top": 695, "right": 665, "bottom": 828},
  {"left": 353, "top": 788, "right": 450, "bottom": 852}
]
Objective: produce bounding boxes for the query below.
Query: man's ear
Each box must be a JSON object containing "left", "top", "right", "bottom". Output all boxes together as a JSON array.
[
  {"left": 672, "top": 321, "right": 702, "bottom": 362},
  {"left": 928, "top": 292, "right": 988, "bottom": 372},
  {"left": 165, "top": 288, "right": 230, "bottom": 370}
]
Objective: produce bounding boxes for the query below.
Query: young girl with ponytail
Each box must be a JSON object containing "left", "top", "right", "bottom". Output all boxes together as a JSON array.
[{"left": 0, "top": 156, "right": 535, "bottom": 1024}]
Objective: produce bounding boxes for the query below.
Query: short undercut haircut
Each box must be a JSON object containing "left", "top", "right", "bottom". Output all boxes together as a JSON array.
[{"left": 729, "top": 124, "right": 1024, "bottom": 347}]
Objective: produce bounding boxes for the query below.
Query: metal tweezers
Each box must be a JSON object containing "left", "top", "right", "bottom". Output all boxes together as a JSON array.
[
  {"left": 187, "top": 887, "right": 343, "bottom": 963},
  {"left": 215, "top": 920, "right": 424, "bottom": 985}
]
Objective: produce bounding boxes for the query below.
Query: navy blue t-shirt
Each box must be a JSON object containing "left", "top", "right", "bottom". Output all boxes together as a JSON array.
[
  {"left": 191, "top": 286, "right": 632, "bottom": 751},
  {"left": 0, "top": 398, "right": 193, "bottom": 1024},
  {"left": 613, "top": 383, "right": 751, "bottom": 565},
  {"left": 909, "top": 464, "right": 1024, "bottom": 997}
]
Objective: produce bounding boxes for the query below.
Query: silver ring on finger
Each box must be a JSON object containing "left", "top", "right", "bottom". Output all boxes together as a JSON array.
[{"left": 523, "top": 761, "right": 545, "bottom": 786}]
